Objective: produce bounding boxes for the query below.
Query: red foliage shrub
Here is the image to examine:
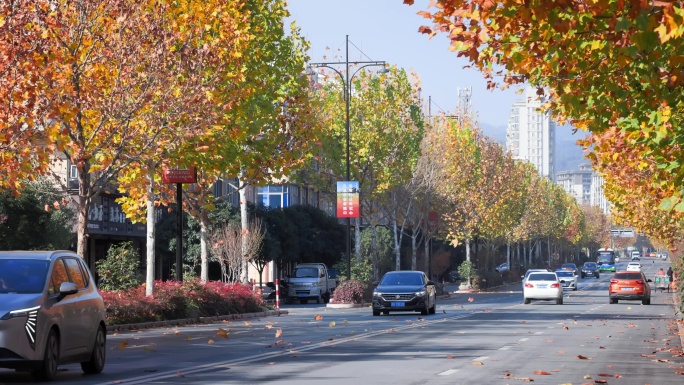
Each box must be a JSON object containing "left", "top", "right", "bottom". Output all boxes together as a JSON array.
[
  {"left": 101, "top": 280, "right": 266, "bottom": 325},
  {"left": 331, "top": 279, "right": 365, "bottom": 304}
]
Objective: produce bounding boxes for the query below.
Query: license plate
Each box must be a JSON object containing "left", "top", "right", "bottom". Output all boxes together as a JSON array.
[
  {"left": 536, "top": 284, "right": 547, "bottom": 288},
  {"left": 621, "top": 287, "right": 633, "bottom": 291},
  {"left": 391, "top": 302, "right": 404, "bottom": 307},
  {"left": 298, "top": 293, "right": 309, "bottom": 297}
]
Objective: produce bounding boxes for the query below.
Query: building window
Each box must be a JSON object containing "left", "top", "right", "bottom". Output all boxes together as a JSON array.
[
  {"left": 69, "top": 164, "right": 78, "bottom": 179},
  {"left": 257, "top": 185, "right": 289, "bottom": 208}
]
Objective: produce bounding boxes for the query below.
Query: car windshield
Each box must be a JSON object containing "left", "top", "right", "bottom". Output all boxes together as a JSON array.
[
  {"left": 583, "top": 263, "right": 597, "bottom": 269},
  {"left": 380, "top": 273, "right": 424, "bottom": 286},
  {"left": 528, "top": 273, "right": 557, "bottom": 281},
  {"left": 294, "top": 267, "right": 319, "bottom": 278},
  {"left": 556, "top": 271, "right": 573, "bottom": 277},
  {"left": 0, "top": 259, "right": 50, "bottom": 294}
]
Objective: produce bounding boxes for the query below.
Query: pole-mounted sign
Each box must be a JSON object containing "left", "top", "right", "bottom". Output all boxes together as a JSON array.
[
  {"left": 162, "top": 167, "right": 197, "bottom": 281},
  {"left": 336, "top": 181, "right": 359, "bottom": 218}
]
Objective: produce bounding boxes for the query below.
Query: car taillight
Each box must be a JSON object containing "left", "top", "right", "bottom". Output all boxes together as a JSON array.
[
  {"left": 635, "top": 280, "right": 644, "bottom": 284},
  {"left": 550, "top": 283, "right": 560, "bottom": 288},
  {"left": 524, "top": 283, "right": 534, "bottom": 288},
  {"left": 610, "top": 279, "right": 618, "bottom": 284}
]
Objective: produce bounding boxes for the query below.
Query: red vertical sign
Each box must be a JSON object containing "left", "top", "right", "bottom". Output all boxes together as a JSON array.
[{"left": 336, "top": 181, "right": 359, "bottom": 218}]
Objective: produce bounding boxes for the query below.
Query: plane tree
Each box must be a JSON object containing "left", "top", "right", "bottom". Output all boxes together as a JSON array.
[{"left": 406, "top": 0, "right": 684, "bottom": 245}]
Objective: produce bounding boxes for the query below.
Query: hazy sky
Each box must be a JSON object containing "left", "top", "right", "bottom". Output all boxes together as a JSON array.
[{"left": 285, "top": 0, "right": 525, "bottom": 129}]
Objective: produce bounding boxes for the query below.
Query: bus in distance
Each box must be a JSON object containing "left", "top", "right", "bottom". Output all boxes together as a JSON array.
[{"left": 596, "top": 248, "right": 617, "bottom": 272}]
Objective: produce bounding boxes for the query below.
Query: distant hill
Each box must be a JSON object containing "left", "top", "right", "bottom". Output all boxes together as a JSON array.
[{"left": 480, "top": 122, "right": 589, "bottom": 173}]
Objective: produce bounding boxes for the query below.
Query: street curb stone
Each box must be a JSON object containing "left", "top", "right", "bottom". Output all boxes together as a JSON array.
[{"left": 106, "top": 309, "right": 288, "bottom": 333}]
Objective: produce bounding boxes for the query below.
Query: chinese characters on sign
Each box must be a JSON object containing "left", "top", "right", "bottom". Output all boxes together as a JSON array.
[
  {"left": 336, "top": 181, "right": 359, "bottom": 218},
  {"left": 161, "top": 167, "right": 197, "bottom": 183}
]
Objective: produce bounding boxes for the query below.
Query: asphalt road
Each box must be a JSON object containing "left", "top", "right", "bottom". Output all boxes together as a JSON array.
[{"left": 1, "top": 258, "right": 682, "bottom": 384}]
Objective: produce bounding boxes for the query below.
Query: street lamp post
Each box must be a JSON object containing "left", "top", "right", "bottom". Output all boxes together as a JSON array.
[{"left": 307, "top": 35, "right": 387, "bottom": 280}]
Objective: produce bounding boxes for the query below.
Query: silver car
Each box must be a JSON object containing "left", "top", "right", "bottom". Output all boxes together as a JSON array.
[{"left": 0, "top": 251, "right": 106, "bottom": 380}]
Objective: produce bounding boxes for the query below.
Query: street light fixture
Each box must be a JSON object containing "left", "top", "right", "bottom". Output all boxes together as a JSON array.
[{"left": 307, "top": 35, "right": 388, "bottom": 280}]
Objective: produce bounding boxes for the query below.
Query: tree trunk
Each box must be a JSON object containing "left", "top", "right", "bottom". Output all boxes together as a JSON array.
[
  {"left": 76, "top": 169, "right": 91, "bottom": 259},
  {"left": 393, "top": 219, "right": 401, "bottom": 271},
  {"left": 355, "top": 217, "right": 361, "bottom": 262},
  {"left": 410, "top": 229, "right": 417, "bottom": 271},
  {"left": 199, "top": 218, "right": 209, "bottom": 283},
  {"left": 371, "top": 223, "right": 378, "bottom": 281},
  {"left": 239, "top": 173, "right": 249, "bottom": 284},
  {"left": 145, "top": 162, "right": 156, "bottom": 296},
  {"left": 466, "top": 238, "right": 471, "bottom": 262}
]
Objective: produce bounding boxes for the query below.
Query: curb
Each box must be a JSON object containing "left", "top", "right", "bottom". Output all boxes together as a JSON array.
[
  {"left": 106, "top": 309, "right": 288, "bottom": 333},
  {"left": 326, "top": 303, "right": 364, "bottom": 309}
]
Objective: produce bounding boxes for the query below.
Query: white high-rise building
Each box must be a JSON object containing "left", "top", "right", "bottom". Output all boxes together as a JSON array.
[
  {"left": 556, "top": 163, "right": 593, "bottom": 204},
  {"left": 506, "top": 87, "right": 556, "bottom": 181}
]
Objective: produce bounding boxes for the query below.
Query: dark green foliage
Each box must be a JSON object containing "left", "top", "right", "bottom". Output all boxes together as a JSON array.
[
  {"left": 0, "top": 180, "right": 74, "bottom": 250},
  {"left": 95, "top": 242, "right": 142, "bottom": 291}
]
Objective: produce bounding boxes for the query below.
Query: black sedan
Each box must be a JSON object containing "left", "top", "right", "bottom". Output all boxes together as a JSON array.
[
  {"left": 372, "top": 271, "right": 436, "bottom": 316},
  {"left": 580, "top": 262, "right": 600, "bottom": 278}
]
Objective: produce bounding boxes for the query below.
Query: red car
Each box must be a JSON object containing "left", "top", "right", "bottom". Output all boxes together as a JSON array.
[{"left": 609, "top": 271, "right": 652, "bottom": 305}]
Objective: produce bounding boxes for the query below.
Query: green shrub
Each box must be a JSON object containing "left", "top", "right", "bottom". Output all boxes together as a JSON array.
[
  {"left": 95, "top": 242, "right": 142, "bottom": 291},
  {"left": 457, "top": 260, "right": 478, "bottom": 287}
]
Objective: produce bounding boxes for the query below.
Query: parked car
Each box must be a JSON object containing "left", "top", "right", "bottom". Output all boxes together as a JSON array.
[
  {"left": 523, "top": 271, "right": 563, "bottom": 305},
  {"left": 372, "top": 271, "right": 436, "bottom": 316},
  {"left": 559, "top": 263, "right": 579, "bottom": 276},
  {"left": 555, "top": 270, "right": 578, "bottom": 291},
  {"left": 0, "top": 251, "right": 107, "bottom": 380},
  {"left": 580, "top": 262, "right": 600, "bottom": 279},
  {"left": 609, "top": 271, "right": 652, "bottom": 304},
  {"left": 626, "top": 261, "right": 642, "bottom": 271},
  {"left": 288, "top": 263, "right": 337, "bottom": 304},
  {"left": 495, "top": 262, "right": 510, "bottom": 273}
]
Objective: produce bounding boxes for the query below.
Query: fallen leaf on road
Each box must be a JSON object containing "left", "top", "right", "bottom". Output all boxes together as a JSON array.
[
  {"left": 176, "top": 371, "right": 184, "bottom": 377},
  {"left": 329, "top": 321, "right": 336, "bottom": 327},
  {"left": 584, "top": 375, "right": 593, "bottom": 379},
  {"left": 118, "top": 340, "right": 129, "bottom": 350},
  {"left": 594, "top": 380, "right": 607, "bottom": 384},
  {"left": 275, "top": 329, "right": 282, "bottom": 338},
  {"left": 208, "top": 339, "right": 214, "bottom": 344},
  {"left": 577, "top": 355, "right": 591, "bottom": 360},
  {"left": 314, "top": 315, "right": 323, "bottom": 321},
  {"left": 343, "top": 319, "right": 348, "bottom": 323},
  {"left": 517, "top": 377, "right": 534, "bottom": 381},
  {"left": 244, "top": 321, "right": 252, "bottom": 326},
  {"left": 599, "top": 346, "right": 605, "bottom": 349},
  {"left": 174, "top": 330, "right": 181, "bottom": 335},
  {"left": 653, "top": 359, "right": 670, "bottom": 363},
  {"left": 521, "top": 321, "right": 526, "bottom": 324},
  {"left": 216, "top": 328, "right": 229, "bottom": 339},
  {"left": 446, "top": 355, "right": 456, "bottom": 359},
  {"left": 468, "top": 297, "right": 475, "bottom": 302},
  {"left": 627, "top": 306, "right": 632, "bottom": 310},
  {"left": 533, "top": 371, "right": 551, "bottom": 375},
  {"left": 563, "top": 326, "right": 569, "bottom": 330},
  {"left": 266, "top": 362, "right": 276, "bottom": 365},
  {"left": 472, "top": 361, "right": 484, "bottom": 365}
]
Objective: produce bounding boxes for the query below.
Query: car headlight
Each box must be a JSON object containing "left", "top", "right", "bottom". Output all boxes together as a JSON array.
[
  {"left": 415, "top": 290, "right": 427, "bottom": 297},
  {"left": 1, "top": 306, "right": 40, "bottom": 349},
  {"left": 372, "top": 291, "right": 382, "bottom": 298},
  {"left": 1, "top": 305, "right": 41, "bottom": 321}
]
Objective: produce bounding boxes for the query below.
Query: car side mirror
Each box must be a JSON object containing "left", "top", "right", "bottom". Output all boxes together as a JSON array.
[
  {"left": 427, "top": 280, "right": 435, "bottom": 286},
  {"left": 647, "top": 279, "right": 653, "bottom": 282},
  {"left": 372, "top": 280, "right": 379, "bottom": 287},
  {"left": 58, "top": 282, "right": 78, "bottom": 297}
]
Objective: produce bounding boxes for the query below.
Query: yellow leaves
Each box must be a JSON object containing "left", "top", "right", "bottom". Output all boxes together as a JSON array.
[
  {"left": 118, "top": 340, "right": 129, "bottom": 350},
  {"left": 314, "top": 315, "right": 323, "bottom": 321},
  {"left": 329, "top": 321, "right": 336, "bottom": 327},
  {"left": 208, "top": 339, "right": 214, "bottom": 344},
  {"left": 471, "top": 361, "right": 485, "bottom": 365},
  {"left": 275, "top": 329, "right": 282, "bottom": 338}
]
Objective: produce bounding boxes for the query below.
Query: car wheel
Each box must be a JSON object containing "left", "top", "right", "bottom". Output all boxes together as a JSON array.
[
  {"left": 420, "top": 306, "right": 429, "bottom": 315},
  {"left": 556, "top": 296, "right": 563, "bottom": 305},
  {"left": 429, "top": 300, "right": 436, "bottom": 315},
  {"left": 573, "top": 286, "right": 577, "bottom": 291},
  {"left": 383, "top": 310, "right": 389, "bottom": 315},
  {"left": 642, "top": 298, "right": 650, "bottom": 305},
  {"left": 609, "top": 298, "right": 617, "bottom": 304},
  {"left": 372, "top": 309, "right": 380, "bottom": 316},
  {"left": 33, "top": 329, "right": 59, "bottom": 381},
  {"left": 299, "top": 299, "right": 308, "bottom": 304},
  {"left": 523, "top": 298, "right": 531, "bottom": 304},
  {"left": 596, "top": 275, "right": 600, "bottom": 279},
  {"left": 316, "top": 294, "right": 322, "bottom": 304},
  {"left": 81, "top": 325, "right": 106, "bottom": 374},
  {"left": 580, "top": 273, "right": 584, "bottom": 279},
  {"left": 323, "top": 293, "right": 330, "bottom": 304}
]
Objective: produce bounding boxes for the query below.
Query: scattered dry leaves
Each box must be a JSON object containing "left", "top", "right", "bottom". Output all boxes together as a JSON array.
[
  {"left": 314, "top": 315, "right": 323, "bottom": 321},
  {"left": 118, "top": 340, "right": 129, "bottom": 350},
  {"left": 533, "top": 370, "right": 551, "bottom": 375},
  {"left": 472, "top": 361, "right": 484, "bottom": 365},
  {"left": 275, "top": 329, "right": 282, "bottom": 338},
  {"left": 577, "top": 355, "right": 592, "bottom": 360}
]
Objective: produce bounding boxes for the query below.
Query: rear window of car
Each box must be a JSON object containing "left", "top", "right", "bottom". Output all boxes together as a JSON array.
[
  {"left": 556, "top": 271, "right": 573, "bottom": 277},
  {"left": 528, "top": 273, "right": 557, "bottom": 281},
  {"left": 614, "top": 273, "right": 642, "bottom": 280}
]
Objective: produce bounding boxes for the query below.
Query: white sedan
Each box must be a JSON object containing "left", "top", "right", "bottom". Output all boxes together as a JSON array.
[
  {"left": 523, "top": 271, "right": 563, "bottom": 304},
  {"left": 555, "top": 270, "right": 578, "bottom": 291},
  {"left": 626, "top": 262, "right": 642, "bottom": 271}
]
